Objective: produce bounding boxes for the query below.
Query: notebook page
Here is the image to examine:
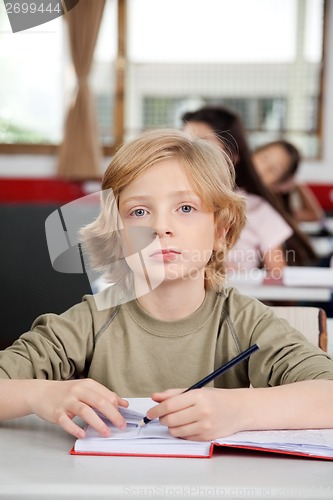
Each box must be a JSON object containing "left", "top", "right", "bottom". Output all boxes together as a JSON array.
[
  {"left": 74, "top": 397, "right": 211, "bottom": 455},
  {"left": 215, "top": 428, "right": 333, "bottom": 457},
  {"left": 84, "top": 419, "right": 173, "bottom": 440}
]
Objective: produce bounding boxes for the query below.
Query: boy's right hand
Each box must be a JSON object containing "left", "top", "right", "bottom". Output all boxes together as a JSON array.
[{"left": 28, "top": 379, "right": 128, "bottom": 438}]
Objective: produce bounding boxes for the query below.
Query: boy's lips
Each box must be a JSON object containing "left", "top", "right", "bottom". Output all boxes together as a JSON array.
[
  {"left": 151, "top": 249, "right": 181, "bottom": 256},
  {"left": 150, "top": 249, "right": 181, "bottom": 261}
]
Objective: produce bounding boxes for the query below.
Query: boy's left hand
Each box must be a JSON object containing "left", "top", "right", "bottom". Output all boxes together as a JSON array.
[{"left": 148, "top": 388, "right": 245, "bottom": 441}]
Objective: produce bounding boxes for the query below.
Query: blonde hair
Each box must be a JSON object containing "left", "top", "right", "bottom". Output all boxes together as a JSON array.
[{"left": 81, "top": 128, "right": 246, "bottom": 292}]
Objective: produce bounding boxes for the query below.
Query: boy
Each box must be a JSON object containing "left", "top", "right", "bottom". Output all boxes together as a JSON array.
[{"left": 0, "top": 129, "right": 333, "bottom": 442}]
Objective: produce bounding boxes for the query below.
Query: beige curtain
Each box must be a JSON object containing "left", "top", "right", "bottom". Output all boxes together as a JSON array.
[{"left": 57, "top": 0, "right": 106, "bottom": 180}]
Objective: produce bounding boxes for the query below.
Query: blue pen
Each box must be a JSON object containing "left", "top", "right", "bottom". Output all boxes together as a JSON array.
[{"left": 138, "top": 343, "right": 259, "bottom": 426}]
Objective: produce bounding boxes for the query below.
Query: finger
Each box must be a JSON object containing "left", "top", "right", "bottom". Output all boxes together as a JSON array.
[
  {"left": 147, "top": 389, "right": 184, "bottom": 420},
  {"left": 167, "top": 421, "right": 202, "bottom": 440},
  {"left": 76, "top": 384, "right": 128, "bottom": 429},
  {"left": 151, "top": 388, "right": 184, "bottom": 402},
  {"left": 118, "top": 397, "right": 129, "bottom": 408},
  {"left": 73, "top": 402, "right": 113, "bottom": 437},
  {"left": 56, "top": 412, "right": 87, "bottom": 439},
  {"left": 75, "top": 379, "right": 128, "bottom": 410},
  {"left": 147, "top": 391, "right": 194, "bottom": 421},
  {"left": 159, "top": 405, "right": 197, "bottom": 429},
  {"left": 168, "top": 421, "right": 217, "bottom": 441},
  {"left": 90, "top": 398, "right": 127, "bottom": 430}
]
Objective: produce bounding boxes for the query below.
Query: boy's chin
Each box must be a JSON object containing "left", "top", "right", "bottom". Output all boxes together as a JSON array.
[{"left": 162, "top": 268, "right": 206, "bottom": 283}]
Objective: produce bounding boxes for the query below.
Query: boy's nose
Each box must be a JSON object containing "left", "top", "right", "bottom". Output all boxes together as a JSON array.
[
  {"left": 152, "top": 214, "right": 173, "bottom": 237},
  {"left": 153, "top": 227, "right": 173, "bottom": 237}
]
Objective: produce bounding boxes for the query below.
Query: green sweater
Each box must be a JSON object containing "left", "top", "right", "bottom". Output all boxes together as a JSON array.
[{"left": 1, "top": 287, "right": 332, "bottom": 396}]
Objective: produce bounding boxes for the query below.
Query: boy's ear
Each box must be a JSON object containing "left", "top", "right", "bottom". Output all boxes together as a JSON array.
[{"left": 213, "top": 225, "right": 229, "bottom": 252}]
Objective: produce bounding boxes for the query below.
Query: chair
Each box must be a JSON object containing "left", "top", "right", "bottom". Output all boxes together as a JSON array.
[
  {"left": 270, "top": 306, "right": 327, "bottom": 352},
  {"left": 0, "top": 204, "right": 92, "bottom": 350}
]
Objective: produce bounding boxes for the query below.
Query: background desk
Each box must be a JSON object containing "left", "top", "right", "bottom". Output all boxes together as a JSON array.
[
  {"left": 229, "top": 284, "right": 332, "bottom": 303},
  {"left": 299, "top": 218, "right": 333, "bottom": 236},
  {"left": 1, "top": 416, "right": 333, "bottom": 500},
  {"left": 227, "top": 268, "right": 333, "bottom": 304}
]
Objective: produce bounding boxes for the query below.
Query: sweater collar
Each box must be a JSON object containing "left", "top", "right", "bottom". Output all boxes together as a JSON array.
[{"left": 122, "top": 289, "right": 221, "bottom": 338}]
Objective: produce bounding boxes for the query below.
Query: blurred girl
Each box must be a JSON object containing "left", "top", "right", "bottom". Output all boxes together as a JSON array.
[
  {"left": 182, "top": 106, "right": 317, "bottom": 270},
  {"left": 252, "top": 140, "right": 324, "bottom": 223}
]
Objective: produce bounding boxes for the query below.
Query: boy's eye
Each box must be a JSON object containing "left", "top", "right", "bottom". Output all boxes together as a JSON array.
[
  {"left": 131, "top": 208, "right": 146, "bottom": 217},
  {"left": 180, "top": 205, "right": 193, "bottom": 213}
]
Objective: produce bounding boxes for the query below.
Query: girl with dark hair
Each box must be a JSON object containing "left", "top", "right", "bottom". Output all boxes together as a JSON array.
[
  {"left": 252, "top": 140, "right": 324, "bottom": 223},
  {"left": 182, "top": 106, "right": 317, "bottom": 270}
]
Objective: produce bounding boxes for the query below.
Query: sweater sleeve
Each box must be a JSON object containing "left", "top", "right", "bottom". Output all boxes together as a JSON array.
[
  {"left": 247, "top": 303, "right": 333, "bottom": 387},
  {"left": 0, "top": 300, "right": 95, "bottom": 380},
  {"left": 223, "top": 288, "right": 333, "bottom": 387}
]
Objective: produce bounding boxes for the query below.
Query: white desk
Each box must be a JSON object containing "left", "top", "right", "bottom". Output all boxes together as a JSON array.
[
  {"left": 227, "top": 267, "right": 333, "bottom": 303},
  {"left": 299, "top": 218, "right": 333, "bottom": 236},
  {"left": 1, "top": 416, "right": 333, "bottom": 500},
  {"left": 230, "top": 284, "right": 332, "bottom": 302},
  {"left": 310, "top": 236, "right": 333, "bottom": 258}
]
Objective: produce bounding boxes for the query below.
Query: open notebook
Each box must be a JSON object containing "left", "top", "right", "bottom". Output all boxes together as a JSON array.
[{"left": 71, "top": 398, "right": 333, "bottom": 460}]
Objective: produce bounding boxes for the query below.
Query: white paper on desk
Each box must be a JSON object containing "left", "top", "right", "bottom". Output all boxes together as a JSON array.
[
  {"left": 216, "top": 428, "right": 333, "bottom": 457},
  {"left": 88, "top": 399, "right": 172, "bottom": 440},
  {"left": 283, "top": 267, "right": 333, "bottom": 287},
  {"left": 85, "top": 419, "right": 173, "bottom": 441}
]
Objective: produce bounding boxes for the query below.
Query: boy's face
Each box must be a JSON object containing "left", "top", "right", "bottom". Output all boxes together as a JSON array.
[{"left": 118, "top": 159, "right": 217, "bottom": 288}]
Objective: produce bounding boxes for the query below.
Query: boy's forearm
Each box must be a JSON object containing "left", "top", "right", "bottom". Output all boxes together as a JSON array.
[
  {"left": 2, "top": 379, "right": 333, "bottom": 436},
  {"left": 244, "top": 380, "right": 333, "bottom": 431},
  {"left": 0, "top": 379, "right": 42, "bottom": 420}
]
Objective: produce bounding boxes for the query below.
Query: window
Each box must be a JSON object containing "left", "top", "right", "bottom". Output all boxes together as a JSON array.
[
  {"left": 126, "top": 0, "right": 325, "bottom": 158},
  {"left": 91, "top": 0, "right": 117, "bottom": 146},
  {"left": 0, "top": 0, "right": 117, "bottom": 153},
  {"left": 0, "top": 5, "right": 65, "bottom": 146},
  {"left": 0, "top": 0, "right": 327, "bottom": 159}
]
